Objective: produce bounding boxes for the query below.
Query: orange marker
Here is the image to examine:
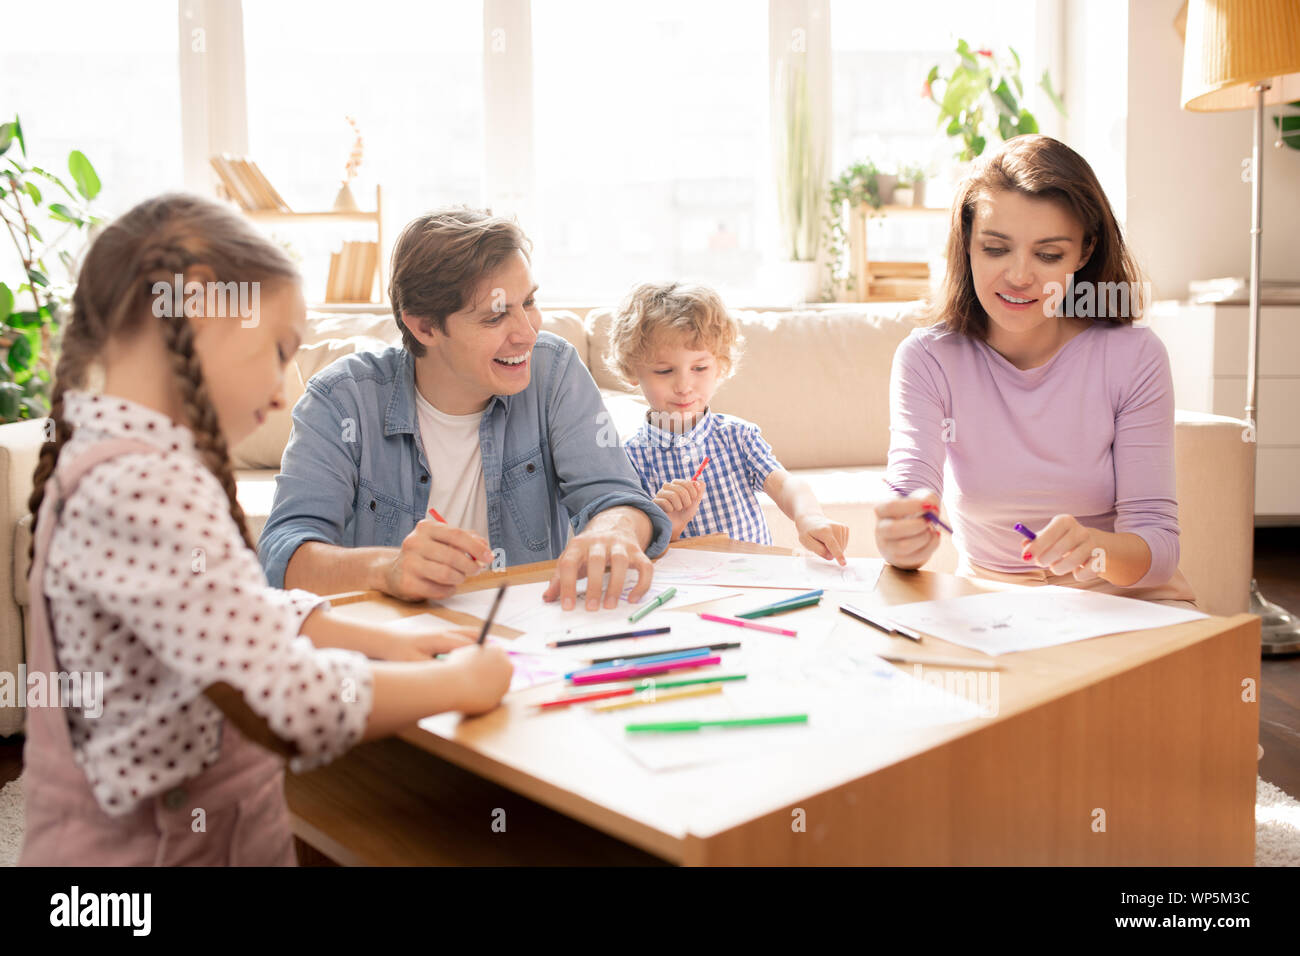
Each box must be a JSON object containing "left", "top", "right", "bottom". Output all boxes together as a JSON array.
[
  {"left": 691, "top": 457, "right": 710, "bottom": 481},
  {"left": 428, "top": 507, "right": 446, "bottom": 523}
]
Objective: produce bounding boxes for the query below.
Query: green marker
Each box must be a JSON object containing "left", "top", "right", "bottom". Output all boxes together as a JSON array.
[
  {"left": 625, "top": 714, "right": 809, "bottom": 733},
  {"left": 628, "top": 586, "right": 677, "bottom": 623},
  {"left": 735, "top": 595, "right": 822, "bottom": 619},
  {"left": 636, "top": 674, "right": 748, "bottom": 691}
]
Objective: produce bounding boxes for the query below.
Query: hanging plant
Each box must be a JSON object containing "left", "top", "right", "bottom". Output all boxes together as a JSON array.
[{"left": 925, "top": 40, "right": 1065, "bottom": 161}]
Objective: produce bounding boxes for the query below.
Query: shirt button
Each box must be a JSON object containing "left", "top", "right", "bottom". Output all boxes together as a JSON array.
[
  {"left": 163, "top": 787, "right": 187, "bottom": 810},
  {"left": 525, "top": 463, "right": 535, "bottom": 473},
  {"left": 419, "top": 474, "right": 428, "bottom": 484},
  {"left": 369, "top": 500, "right": 377, "bottom": 511}
]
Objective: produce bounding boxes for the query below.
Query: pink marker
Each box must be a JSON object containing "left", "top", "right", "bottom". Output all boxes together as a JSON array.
[
  {"left": 570, "top": 655, "right": 721, "bottom": 686},
  {"left": 699, "top": 612, "right": 797, "bottom": 637}
]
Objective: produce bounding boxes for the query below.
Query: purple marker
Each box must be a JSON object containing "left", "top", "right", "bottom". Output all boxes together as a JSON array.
[
  {"left": 883, "top": 478, "right": 954, "bottom": 534},
  {"left": 1013, "top": 522, "right": 1037, "bottom": 541}
]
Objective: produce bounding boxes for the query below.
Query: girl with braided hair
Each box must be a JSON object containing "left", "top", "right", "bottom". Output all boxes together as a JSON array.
[{"left": 19, "top": 193, "right": 511, "bottom": 866}]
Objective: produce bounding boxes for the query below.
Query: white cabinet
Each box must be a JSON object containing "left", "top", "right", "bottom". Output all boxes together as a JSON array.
[{"left": 1147, "top": 301, "right": 1300, "bottom": 522}]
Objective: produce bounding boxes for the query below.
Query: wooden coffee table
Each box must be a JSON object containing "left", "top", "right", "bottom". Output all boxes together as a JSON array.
[{"left": 285, "top": 536, "right": 1260, "bottom": 865}]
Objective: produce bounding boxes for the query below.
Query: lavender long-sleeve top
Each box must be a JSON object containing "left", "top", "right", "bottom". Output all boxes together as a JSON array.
[{"left": 886, "top": 321, "right": 1181, "bottom": 588}]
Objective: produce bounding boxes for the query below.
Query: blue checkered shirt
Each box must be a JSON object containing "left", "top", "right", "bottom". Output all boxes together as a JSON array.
[{"left": 623, "top": 410, "right": 783, "bottom": 545}]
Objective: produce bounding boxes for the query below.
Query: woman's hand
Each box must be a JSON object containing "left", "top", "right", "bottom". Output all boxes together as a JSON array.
[
  {"left": 653, "top": 478, "right": 705, "bottom": 540},
  {"left": 378, "top": 622, "right": 478, "bottom": 661},
  {"left": 1021, "top": 515, "right": 1103, "bottom": 580},
  {"left": 873, "top": 488, "right": 943, "bottom": 570}
]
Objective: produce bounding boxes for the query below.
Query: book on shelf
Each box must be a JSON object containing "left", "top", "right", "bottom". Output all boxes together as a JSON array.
[
  {"left": 324, "top": 240, "right": 378, "bottom": 303},
  {"left": 208, "top": 155, "right": 292, "bottom": 213}
]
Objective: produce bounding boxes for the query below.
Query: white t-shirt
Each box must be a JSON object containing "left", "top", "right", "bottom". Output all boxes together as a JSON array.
[{"left": 413, "top": 389, "right": 490, "bottom": 541}]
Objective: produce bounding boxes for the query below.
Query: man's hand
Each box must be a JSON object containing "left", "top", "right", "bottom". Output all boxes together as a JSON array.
[
  {"left": 653, "top": 478, "right": 705, "bottom": 540},
  {"left": 543, "top": 509, "right": 654, "bottom": 611},
  {"left": 380, "top": 519, "right": 493, "bottom": 601}
]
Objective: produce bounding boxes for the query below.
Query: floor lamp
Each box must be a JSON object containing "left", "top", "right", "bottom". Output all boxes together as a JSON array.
[{"left": 1180, "top": 0, "right": 1300, "bottom": 656}]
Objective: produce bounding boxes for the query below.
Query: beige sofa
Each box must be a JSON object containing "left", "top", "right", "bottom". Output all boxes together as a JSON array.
[{"left": 0, "top": 305, "right": 1256, "bottom": 736}]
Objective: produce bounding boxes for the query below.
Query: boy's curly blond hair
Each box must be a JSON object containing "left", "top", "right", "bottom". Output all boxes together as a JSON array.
[{"left": 605, "top": 281, "right": 744, "bottom": 388}]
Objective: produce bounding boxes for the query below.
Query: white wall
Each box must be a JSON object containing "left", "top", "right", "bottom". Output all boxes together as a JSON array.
[{"left": 1125, "top": 0, "right": 1300, "bottom": 301}]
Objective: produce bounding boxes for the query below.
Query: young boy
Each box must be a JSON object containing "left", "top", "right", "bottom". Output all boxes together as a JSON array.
[{"left": 607, "top": 281, "right": 850, "bottom": 563}]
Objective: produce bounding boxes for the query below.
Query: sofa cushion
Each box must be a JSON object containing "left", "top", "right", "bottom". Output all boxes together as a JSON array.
[
  {"left": 230, "top": 336, "right": 389, "bottom": 470},
  {"left": 586, "top": 303, "right": 931, "bottom": 469}
]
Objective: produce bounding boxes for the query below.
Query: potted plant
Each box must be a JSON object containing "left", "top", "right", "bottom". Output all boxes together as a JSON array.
[
  {"left": 924, "top": 40, "right": 1065, "bottom": 162},
  {"left": 820, "top": 160, "right": 883, "bottom": 300},
  {"left": 0, "top": 116, "right": 102, "bottom": 423},
  {"left": 773, "top": 58, "right": 825, "bottom": 304},
  {"left": 893, "top": 163, "right": 927, "bottom": 207}
]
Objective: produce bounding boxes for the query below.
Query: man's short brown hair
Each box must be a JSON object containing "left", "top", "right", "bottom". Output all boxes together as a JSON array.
[{"left": 388, "top": 207, "right": 531, "bottom": 356}]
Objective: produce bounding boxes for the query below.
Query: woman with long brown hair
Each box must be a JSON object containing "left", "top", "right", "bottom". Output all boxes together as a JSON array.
[{"left": 875, "top": 135, "right": 1197, "bottom": 606}]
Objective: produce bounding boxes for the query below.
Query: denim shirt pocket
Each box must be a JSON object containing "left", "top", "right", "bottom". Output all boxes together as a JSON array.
[
  {"left": 355, "top": 480, "right": 410, "bottom": 548},
  {"left": 500, "top": 445, "right": 549, "bottom": 552}
]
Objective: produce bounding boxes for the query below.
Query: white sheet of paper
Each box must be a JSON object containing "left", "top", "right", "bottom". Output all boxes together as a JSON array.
[
  {"left": 882, "top": 585, "right": 1208, "bottom": 656},
  {"left": 386, "top": 613, "right": 584, "bottom": 694},
  {"left": 435, "top": 578, "right": 740, "bottom": 638},
  {"left": 648, "top": 549, "right": 884, "bottom": 593},
  {"left": 576, "top": 614, "right": 983, "bottom": 771}
]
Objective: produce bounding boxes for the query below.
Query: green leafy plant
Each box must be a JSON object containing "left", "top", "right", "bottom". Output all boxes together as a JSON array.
[
  {"left": 924, "top": 40, "right": 1065, "bottom": 161},
  {"left": 896, "top": 163, "right": 927, "bottom": 187},
  {"left": 820, "top": 160, "right": 884, "bottom": 300},
  {"left": 1275, "top": 100, "right": 1300, "bottom": 150},
  {"left": 0, "top": 116, "right": 102, "bottom": 422}
]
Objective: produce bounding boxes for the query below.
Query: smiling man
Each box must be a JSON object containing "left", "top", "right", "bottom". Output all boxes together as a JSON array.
[{"left": 258, "top": 208, "right": 671, "bottom": 609}]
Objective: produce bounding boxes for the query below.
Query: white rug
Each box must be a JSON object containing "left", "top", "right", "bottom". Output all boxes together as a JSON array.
[{"left": 0, "top": 773, "right": 1297, "bottom": 866}]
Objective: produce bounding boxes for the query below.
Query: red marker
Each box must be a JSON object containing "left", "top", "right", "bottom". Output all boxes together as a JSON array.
[{"left": 691, "top": 456, "right": 711, "bottom": 481}]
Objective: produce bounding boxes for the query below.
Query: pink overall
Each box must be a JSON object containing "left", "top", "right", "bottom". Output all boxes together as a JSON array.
[{"left": 19, "top": 438, "right": 297, "bottom": 866}]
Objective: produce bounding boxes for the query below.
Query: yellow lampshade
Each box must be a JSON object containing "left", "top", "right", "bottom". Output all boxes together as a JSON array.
[{"left": 1180, "top": 0, "right": 1300, "bottom": 111}]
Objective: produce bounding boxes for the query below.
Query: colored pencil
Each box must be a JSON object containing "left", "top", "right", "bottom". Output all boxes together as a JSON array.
[
  {"left": 735, "top": 594, "right": 822, "bottom": 619},
  {"left": 567, "top": 647, "right": 712, "bottom": 679},
  {"left": 592, "top": 683, "right": 723, "bottom": 711},
  {"left": 625, "top": 714, "right": 809, "bottom": 733},
  {"left": 586, "top": 642, "right": 741, "bottom": 665},
  {"left": 534, "top": 687, "right": 637, "bottom": 709},
  {"left": 570, "top": 655, "right": 721, "bottom": 686},
  {"left": 692, "top": 456, "right": 711, "bottom": 481},
  {"left": 699, "top": 612, "right": 797, "bottom": 637},
  {"left": 476, "top": 583, "right": 507, "bottom": 645},
  {"left": 882, "top": 478, "right": 954, "bottom": 534},
  {"left": 838, "top": 602, "right": 923, "bottom": 642},
  {"left": 548, "top": 626, "right": 671, "bottom": 649}
]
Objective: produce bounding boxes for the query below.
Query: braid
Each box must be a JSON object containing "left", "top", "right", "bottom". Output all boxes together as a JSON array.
[
  {"left": 28, "top": 288, "right": 113, "bottom": 561},
  {"left": 154, "top": 285, "right": 257, "bottom": 553}
]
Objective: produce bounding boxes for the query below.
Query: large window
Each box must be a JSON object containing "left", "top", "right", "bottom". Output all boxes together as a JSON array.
[
  {"left": 830, "top": 0, "right": 1046, "bottom": 263},
  {"left": 243, "top": 0, "right": 483, "bottom": 298},
  {"left": 0, "top": 0, "right": 182, "bottom": 280},
  {"left": 529, "top": 0, "right": 771, "bottom": 303}
]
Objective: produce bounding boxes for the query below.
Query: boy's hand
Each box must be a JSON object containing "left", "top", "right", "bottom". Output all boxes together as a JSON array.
[
  {"left": 796, "top": 514, "right": 850, "bottom": 565},
  {"left": 653, "top": 478, "right": 705, "bottom": 539}
]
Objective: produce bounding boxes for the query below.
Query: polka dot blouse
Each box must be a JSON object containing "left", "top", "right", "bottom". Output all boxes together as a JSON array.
[{"left": 42, "top": 391, "right": 375, "bottom": 816}]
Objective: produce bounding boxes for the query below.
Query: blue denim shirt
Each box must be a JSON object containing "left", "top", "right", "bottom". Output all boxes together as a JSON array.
[{"left": 258, "top": 332, "right": 672, "bottom": 588}]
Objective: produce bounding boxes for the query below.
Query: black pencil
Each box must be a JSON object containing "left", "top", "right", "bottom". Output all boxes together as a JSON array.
[
  {"left": 477, "top": 583, "right": 508, "bottom": 645},
  {"left": 547, "top": 626, "right": 671, "bottom": 648}
]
